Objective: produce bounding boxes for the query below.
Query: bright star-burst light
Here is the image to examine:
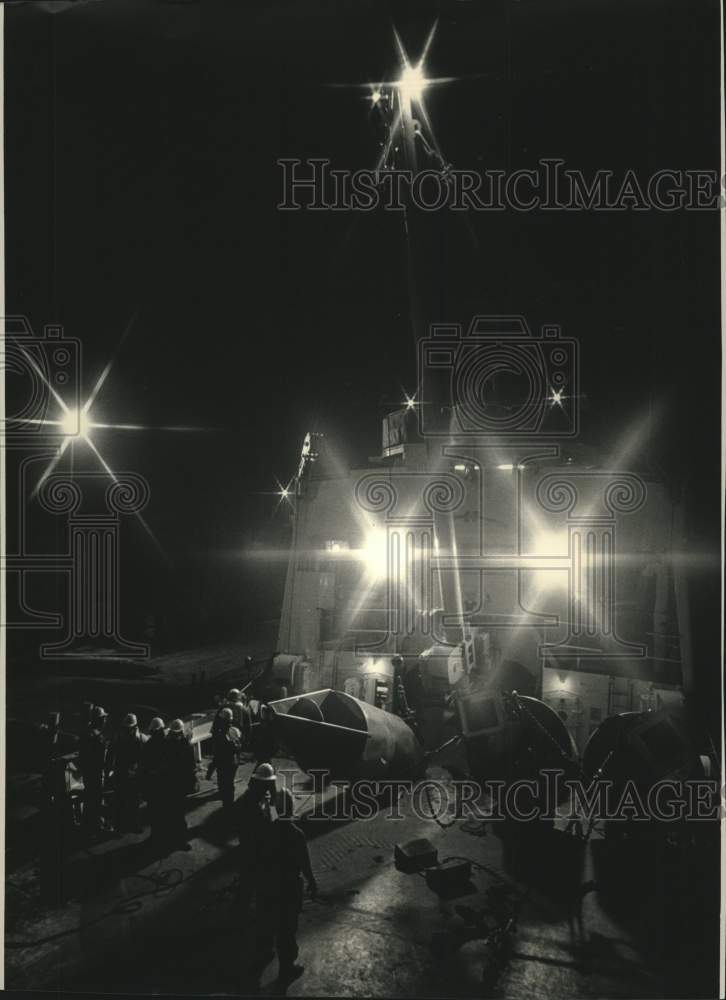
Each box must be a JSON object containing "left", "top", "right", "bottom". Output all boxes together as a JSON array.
[
  {"left": 9, "top": 315, "right": 211, "bottom": 557},
  {"left": 362, "top": 527, "right": 388, "bottom": 581},
  {"left": 398, "top": 64, "right": 427, "bottom": 103},
  {"left": 60, "top": 408, "right": 91, "bottom": 440},
  {"left": 274, "top": 477, "right": 295, "bottom": 504},
  {"left": 257, "top": 476, "right": 296, "bottom": 514}
]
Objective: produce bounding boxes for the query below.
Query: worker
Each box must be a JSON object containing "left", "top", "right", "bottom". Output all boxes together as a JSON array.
[
  {"left": 79, "top": 705, "right": 112, "bottom": 837},
  {"left": 162, "top": 719, "right": 197, "bottom": 852},
  {"left": 248, "top": 692, "right": 261, "bottom": 720},
  {"left": 228, "top": 688, "right": 252, "bottom": 740},
  {"left": 206, "top": 707, "right": 242, "bottom": 814},
  {"left": 237, "top": 763, "right": 315, "bottom": 985},
  {"left": 140, "top": 717, "right": 167, "bottom": 847},
  {"left": 111, "top": 713, "right": 148, "bottom": 835},
  {"left": 212, "top": 688, "right": 242, "bottom": 739},
  {"left": 239, "top": 692, "right": 254, "bottom": 748}
]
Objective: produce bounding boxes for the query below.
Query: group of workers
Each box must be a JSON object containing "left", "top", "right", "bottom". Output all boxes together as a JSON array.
[
  {"left": 39, "top": 684, "right": 315, "bottom": 985},
  {"left": 38, "top": 684, "right": 275, "bottom": 845},
  {"left": 76, "top": 705, "right": 197, "bottom": 851},
  {"left": 37, "top": 655, "right": 427, "bottom": 983},
  {"left": 70, "top": 686, "right": 270, "bottom": 846},
  {"left": 207, "top": 687, "right": 255, "bottom": 813}
]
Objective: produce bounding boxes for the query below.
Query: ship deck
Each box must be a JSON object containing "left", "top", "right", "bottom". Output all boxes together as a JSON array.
[{"left": 5, "top": 754, "right": 718, "bottom": 998}]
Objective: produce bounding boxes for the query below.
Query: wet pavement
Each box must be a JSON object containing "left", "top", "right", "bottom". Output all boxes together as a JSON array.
[{"left": 7, "top": 753, "right": 713, "bottom": 999}]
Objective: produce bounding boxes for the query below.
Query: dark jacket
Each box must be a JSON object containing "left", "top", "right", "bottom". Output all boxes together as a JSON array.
[
  {"left": 164, "top": 734, "right": 197, "bottom": 796},
  {"left": 114, "top": 732, "right": 148, "bottom": 784},
  {"left": 79, "top": 726, "right": 111, "bottom": 787},
  {"left": 209, "top": 727, "right": 241, "bottom": 774},
  {"left": 140, "top": 732, "right": 168, "bottom": 795},
  {"left": 236, "top": 787, "right": 311, "bottom": 903}
]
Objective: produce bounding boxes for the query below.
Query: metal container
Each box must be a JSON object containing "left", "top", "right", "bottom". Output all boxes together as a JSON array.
[{"left": 269, "top": 688, "right": 425, "bottom": 780}]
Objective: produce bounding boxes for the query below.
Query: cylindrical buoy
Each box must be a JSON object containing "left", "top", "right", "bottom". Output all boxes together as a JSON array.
[
  {"left": 456, "top": 690, "right": 580, "bottom": 806},
  {"left": 269, "top": 689, "right": 426, "bottom": 780}
]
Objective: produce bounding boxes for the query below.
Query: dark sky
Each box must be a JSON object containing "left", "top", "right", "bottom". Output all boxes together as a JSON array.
[{"left": 5, "top": 0, "right": 722, "bottom": 644}]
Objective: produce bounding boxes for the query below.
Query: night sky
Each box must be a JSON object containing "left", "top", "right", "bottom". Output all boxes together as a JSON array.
[{"left": 5, "top": 0, "right": 721, "bottom": 673}]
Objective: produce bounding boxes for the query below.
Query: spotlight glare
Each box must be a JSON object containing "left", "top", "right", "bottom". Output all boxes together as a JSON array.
[
  {"left": 528, "top": 527, "right": 569, "bottom": 595},
  {"left": 61, "top": 408, "right": 90, "bottom": 440},
  {"left": 371, "top": 88, "right": 382, "bottom": 105},
  {"left": 362, "top": 528, "right": 388, "bottom": 581},
  {"left": 399, "top": 64, "right": 427, "bottom": 103}
]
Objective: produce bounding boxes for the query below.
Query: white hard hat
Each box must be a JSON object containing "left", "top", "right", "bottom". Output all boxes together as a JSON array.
[
  {"left": 251, "top": 762, "right": 277, "bottom": 785},
  {"left": 148, "top": 717, "right": 165, "bottom": 733},
  {"left": 122, "top": 713, "right": 138, "bottom": 728},
  {"left": 227, "top": 688, "right": 241, "bottom": 701},
  {"left": 169, "top": 718, "right": 185, "bottom": 734},
  {"left": 219, "top": 707, "right": 234, "bottom": 721}
]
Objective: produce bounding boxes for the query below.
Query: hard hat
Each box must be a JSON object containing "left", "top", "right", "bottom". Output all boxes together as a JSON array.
[
  {"left": 227, "top": 688, "right": 241, "bottom": 701},
  {"left": 91, "top": 706, "right": 108, "bottom": 721},
  {"left": 392, "top": 655, "right": 404, "bottom": 668},
  {"left": 251, "top": 762, "right": 277, "bottom": 784},
  {"left": 219, "top": 707, "right": 234, "bottom": 721},
  {"left": 169, "top": 718, "right": 185, "bottom": 734},
  {"left": 245, "top": 656, "right": 253, "bottom": 665},
  {"left": 148, "top": 717, "right": 165, "bottom": 732},
  {"left": 122, "top": 713, "right": 138, "bottom": 728}
]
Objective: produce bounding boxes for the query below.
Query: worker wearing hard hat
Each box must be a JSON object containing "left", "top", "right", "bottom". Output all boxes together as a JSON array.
[
  {"left": 79, "top": 705, "right": 112, "bottom": 837},
  {"left": 206, "top": 708, "right": 242, "bottom": 815},
  {"left": 162, "top": 719, "right": 197, "bottom": 852},
  {"left": 140, "top": 717, "right": 167, "bottom": 847},
  {"left": 237, "top": 763, "right": 316, "bottom": 987},
  {"left": 112, "top": 713, "right": 149, "bottom": 835},
  {"left": 212, "top": 688, "right": 245, "bottom": 739},
  {"left": 226, "top": 688, "right": 252, "bottom": 738}
]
